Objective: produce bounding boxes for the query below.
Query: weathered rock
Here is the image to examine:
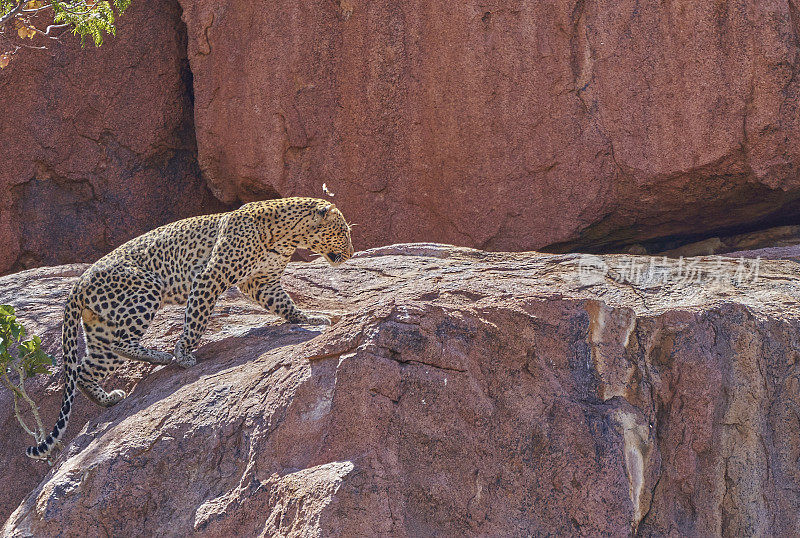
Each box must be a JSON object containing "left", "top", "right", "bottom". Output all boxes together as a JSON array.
[
  {"left": 0, "top": 0, "right": 229, "bottom": 275},
  {"left": 2, "top": 244, "right": 800, "bottom": 535},
  {"left": 726, "top": 243, "right": 800, "bottom": 261},
  {"left": 179, "top": 0, "right": 800, "bottom": 254}
]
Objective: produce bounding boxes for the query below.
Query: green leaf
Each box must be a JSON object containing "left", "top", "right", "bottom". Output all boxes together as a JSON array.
[
  {"left": 10, "top": 323, "right": 25, "bottom": 342},
  {"left": 24, "top": 361, "right": 52, "bottom": 378},
  {"left": 18, "top": 339, "right": 35, "bottom": 355}
]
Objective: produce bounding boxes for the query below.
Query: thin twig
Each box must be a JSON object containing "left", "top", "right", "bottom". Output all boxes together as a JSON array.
[
  {"left": 12, "top": 363, "right": 46, "bottom": 439},
  {"left": 21, "top": 3, "right": 92, "bottom": 16},
  {"left": 33, "top": 22, "right": 68, "bottom": 37},
  {"left": 0, "top": 373, "right": 37, "bottom": 440},
  {"left": 13, "top": 395, "right": 37, "bottom": 438},
  {"left": 53, "top": 5, "right": 93, "bottom": 16},
  {"left": 21, "top": 3, "right": 53, "bottom": 14},
  {"left": 0, "top": 1, "right": 25, "bottom": 26},
  {"left": 16, "top": 42, "right": 48, "bottom": 49},
  {"left": 0, "top": 371, "right": 25, "bottom": 401}
]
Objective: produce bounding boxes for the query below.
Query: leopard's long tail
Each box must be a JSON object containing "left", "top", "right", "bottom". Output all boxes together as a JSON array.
[{"left": 26, "top": 284, "right": 83, "bottom": 460}]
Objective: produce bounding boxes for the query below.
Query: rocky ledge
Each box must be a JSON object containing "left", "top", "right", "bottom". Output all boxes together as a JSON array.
[{"left": 2, "top": 244, "right": 800, "bottom": 536}]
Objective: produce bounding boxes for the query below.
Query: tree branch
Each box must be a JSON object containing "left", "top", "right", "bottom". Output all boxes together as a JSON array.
[
  {"left": 0, "top": 372, "right": 37, "bottom": 440},
  {"left": 21, "top": 3, "right": 52, "bottom": 14},
  {"left": 0, "top": 1, "right": 25, "bottom": 26},
  {"left": 33, "top": 21, "right": 67, "bottom": 37},
  {"left": 13, "top": 394, "right": 37, "bottom": 438},
  {"left": 11, "top": 362, "right": 46, "bottom": 440}
]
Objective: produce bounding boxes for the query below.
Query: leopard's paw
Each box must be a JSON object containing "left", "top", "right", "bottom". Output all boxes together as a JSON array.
[{"left": 174, "top": 341, "right": 197, "bottom": 368}]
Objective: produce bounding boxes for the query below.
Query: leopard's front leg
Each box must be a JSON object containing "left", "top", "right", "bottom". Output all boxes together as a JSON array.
[
  {"left": 239, "top": 274, "right": 330, "bottom": 325},
  {"left": 174, "top": 269, "right": 230, "bottom": 368},
  {"left": 175, "top": 229, "right": 254, "bottom": 367}
]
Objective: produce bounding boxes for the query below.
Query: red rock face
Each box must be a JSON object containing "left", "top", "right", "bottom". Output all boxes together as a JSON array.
[
  {"left": 3, "top": 246, "right": 800, "bottom": 534},
  {"left": 3, "top": 0, "right": 800, "bottom": 274},
  {"left": 0, "top": 0, "right": 230, "bottom": 275},
  {"left": 178, "top": 0, "right": 800, "bottom": 254}
]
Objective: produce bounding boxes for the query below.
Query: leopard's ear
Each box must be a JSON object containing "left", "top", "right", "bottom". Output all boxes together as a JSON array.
[{"left": 312, "top": 203, "right": 333, "bottom": 225}]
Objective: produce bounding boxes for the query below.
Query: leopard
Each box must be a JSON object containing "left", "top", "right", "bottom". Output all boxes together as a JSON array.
[{"left": 27, "top": 197, "right": 353, "bottom": 460}]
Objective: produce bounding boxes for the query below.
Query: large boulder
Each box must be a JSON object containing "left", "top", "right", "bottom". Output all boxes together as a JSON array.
[
  {"left": 0, "top": 0, "right": 229, "bottom": 275},
  {"left": 178, "top": 0, "right": 800, "bottom": 253},
  {"left": 2, "top": 244, "right": 800, "bottom": 535},
  {"left": 5, "top": 0, "right": 800, "bottom": 274}
]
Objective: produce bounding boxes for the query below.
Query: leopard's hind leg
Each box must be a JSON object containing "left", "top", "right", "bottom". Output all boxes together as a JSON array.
[
  {"left": 78, "top": 269, "right": 171, "bottom": 408},
  {"left": 79, "top": 310, "right": 126, "bottom": 407},
  {"left": 88, "top": 267, "right": 172, "bottom": 366},
  {"left": 107, "top": 272, "right": 172, "bottom": 365}
]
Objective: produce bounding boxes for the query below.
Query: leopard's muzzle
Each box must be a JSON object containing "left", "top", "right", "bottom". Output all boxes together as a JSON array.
[{"left": 326, "top": 252, "right": 344, "bottom": 265}]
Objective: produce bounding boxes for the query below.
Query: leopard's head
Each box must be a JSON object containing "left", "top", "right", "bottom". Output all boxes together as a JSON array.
[{"left": 306, "top": 202, "right": 354, "bottom": 267}]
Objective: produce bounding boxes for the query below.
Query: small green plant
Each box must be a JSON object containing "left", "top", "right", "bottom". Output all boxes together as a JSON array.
[
  {"left": 0, "top": 304, "right": 59, "bottom": 463},
  {"left": 0, "top": 0, "right": 131, "bottom": 67}
]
